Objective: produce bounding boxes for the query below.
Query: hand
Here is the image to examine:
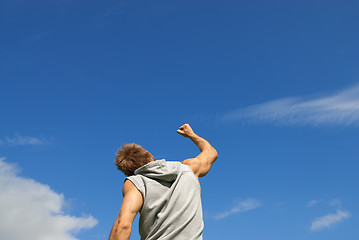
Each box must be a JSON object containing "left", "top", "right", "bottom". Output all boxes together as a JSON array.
[{"left": 177, "top": 123, "right": 196, "bottom": 138}]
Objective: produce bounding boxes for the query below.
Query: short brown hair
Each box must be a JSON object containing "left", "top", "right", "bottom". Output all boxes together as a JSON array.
[{"left": 115, "top": 143, "right": 154, "bottom": 176}]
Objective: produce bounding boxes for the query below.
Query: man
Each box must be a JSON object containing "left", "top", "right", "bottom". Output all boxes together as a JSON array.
[{"left": 109, "top": 123, "right": 218, "bottom": 240}]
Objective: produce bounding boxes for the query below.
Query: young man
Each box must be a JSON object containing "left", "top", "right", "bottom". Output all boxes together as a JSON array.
[{"left": 109, "top": 124, "right": 218, "bottom": 240}]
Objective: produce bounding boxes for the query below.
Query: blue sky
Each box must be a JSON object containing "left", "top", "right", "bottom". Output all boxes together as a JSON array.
[{"left": 1, "top": 1, "right": 358, "bottom": 239}]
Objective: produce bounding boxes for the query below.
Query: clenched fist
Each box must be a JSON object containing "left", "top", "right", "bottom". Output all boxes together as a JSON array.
[{"left": 177, "top": 123, "right": 196, "bottom": 138}]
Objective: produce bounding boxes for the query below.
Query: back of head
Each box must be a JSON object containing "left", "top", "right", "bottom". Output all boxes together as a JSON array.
[{"left": 115, "top": 143, "right": 154, "bottom": 176}]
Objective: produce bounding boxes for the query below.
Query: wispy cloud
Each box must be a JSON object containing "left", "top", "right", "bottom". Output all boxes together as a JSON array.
[
  {"left": 307, "top": 199, "right": 323, "bottom": 208},
  {"left": 219, "top": 83, "right": 359, "bottom": 126},
  {"left": 26, "top": 31, "right": 52, "bottom": 42},
  {"left": 328, "top": 198, "right": 342, "bottom": 208},
  {"left": 214, "top": 198, "right": 261, "bottom": 219},
  {"left": 0, "top": 157, "right": 97, "bottom": 240},
  {"left": 0, "top": 133, "right": 50, "bottom": 146},
  {"left": 310, "top": 209, "right": 350, "bottom": 231}
]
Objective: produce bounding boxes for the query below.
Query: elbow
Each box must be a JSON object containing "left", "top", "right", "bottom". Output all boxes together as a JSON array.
[
  {"left": 117, "top": 222, "right": 131, "bottom": 231},
  {"left": 212, "top": 148, "right": 218, "bottom": 161},
  {"left": 110, "top": 222, "right": 131, "bottom": 240},
  {"left": 113, "top": 221, "right": 132, "bottom": 234}
]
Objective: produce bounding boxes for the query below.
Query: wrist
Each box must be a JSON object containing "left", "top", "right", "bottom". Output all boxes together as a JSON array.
[{"left": 188, "top": 132, "right": 198, "bottom": 139}]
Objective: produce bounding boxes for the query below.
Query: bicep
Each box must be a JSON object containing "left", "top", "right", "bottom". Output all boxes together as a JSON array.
[
  {"left": 117, "top": 180, "right": 143, "bottom": 226},
  {"left": 182, "top": 155, "right": 216, "bottom": 178}
]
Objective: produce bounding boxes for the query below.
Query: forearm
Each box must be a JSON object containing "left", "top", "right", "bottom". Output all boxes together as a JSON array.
[{"left": 189, "top": 133, "right": 217, "bottom": 155}]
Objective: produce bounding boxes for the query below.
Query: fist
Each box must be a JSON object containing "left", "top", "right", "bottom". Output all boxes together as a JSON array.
[{"left": 177, "top": 123, "right": 195, "bottom": 138}]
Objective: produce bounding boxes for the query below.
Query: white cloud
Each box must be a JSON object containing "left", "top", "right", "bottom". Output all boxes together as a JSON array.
[
  {"left": 307, "top": 199, "right": 322, "bottom": 208},
  {"left": 214, "top": 198, "right": 261, "bottom": 219},
  {"left": 0, "top": 157, "right": 97, "bottom": 240},
  {"left": 310, "top": 209, "right": 350, "bottom": 231},
  {"left": 219, "top": 83, "right": 359, "bottom": 126},
  {"left": 0, "top": 133, "right": 50, "bottom": 146}
]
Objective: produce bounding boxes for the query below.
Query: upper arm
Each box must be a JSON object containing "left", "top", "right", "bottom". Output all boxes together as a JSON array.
[
  {"left": 182, "top": 149, "right": 218, "bottom": 177},
  {"left": 116, "top": 180, "right": 143, "bottom": 228}
]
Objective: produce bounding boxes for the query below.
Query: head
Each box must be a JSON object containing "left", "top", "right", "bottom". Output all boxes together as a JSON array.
[{"left": 115, "top": 143, "right": 155, "bottom": 176}]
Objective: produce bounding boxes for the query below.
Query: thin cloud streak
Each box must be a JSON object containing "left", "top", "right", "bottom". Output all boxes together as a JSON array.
[
  {"left": 219, "top": 83, "right": 359, "bottom": 126},
  {"left": 310, "top": 210, "right": 350, "bottom": 231},
  {"left": 214, "top": 198, "right": 261, "bottom": 219},
  {"left": 26, "top": 31, "right": 52, "bottom": 42},
  {"left": 307, "top": 199, "right": 322, "bottom": 208},
  {"left": 0, "top": 133, "right": 50, "bottom": 146},
  {"left": 328, "top": 199, "right": 342, "bottom": 208}
]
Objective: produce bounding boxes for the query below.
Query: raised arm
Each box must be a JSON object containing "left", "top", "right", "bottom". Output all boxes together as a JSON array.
[
  {"left": 178, "top": 124, "right": 218, "bottom": 177},
  {"left": 109, "top": 180, "right": 143, "bottom": 240}
]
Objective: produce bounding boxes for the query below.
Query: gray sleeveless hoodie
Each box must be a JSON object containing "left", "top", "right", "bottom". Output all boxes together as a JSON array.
[{"left": 126, "top": 159, "right": 203, "bottom": 240}]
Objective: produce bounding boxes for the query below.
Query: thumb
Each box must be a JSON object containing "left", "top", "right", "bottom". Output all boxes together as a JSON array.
[{"left": 177, "top": 129, "right": 184, "bottom": 135}]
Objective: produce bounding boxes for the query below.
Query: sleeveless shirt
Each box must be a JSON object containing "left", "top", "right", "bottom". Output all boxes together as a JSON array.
[{"left": 126, "top": 159, "right": 203, "bottom": 240}]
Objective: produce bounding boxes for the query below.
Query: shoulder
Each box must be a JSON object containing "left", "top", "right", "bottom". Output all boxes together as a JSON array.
[{"left": 122, "top": 179, "right": 141, "bottom": 196}]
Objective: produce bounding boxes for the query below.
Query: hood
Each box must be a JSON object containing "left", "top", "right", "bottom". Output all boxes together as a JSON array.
[{"left": 134, "top": 159, "right": 180, "bottom": 182}]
